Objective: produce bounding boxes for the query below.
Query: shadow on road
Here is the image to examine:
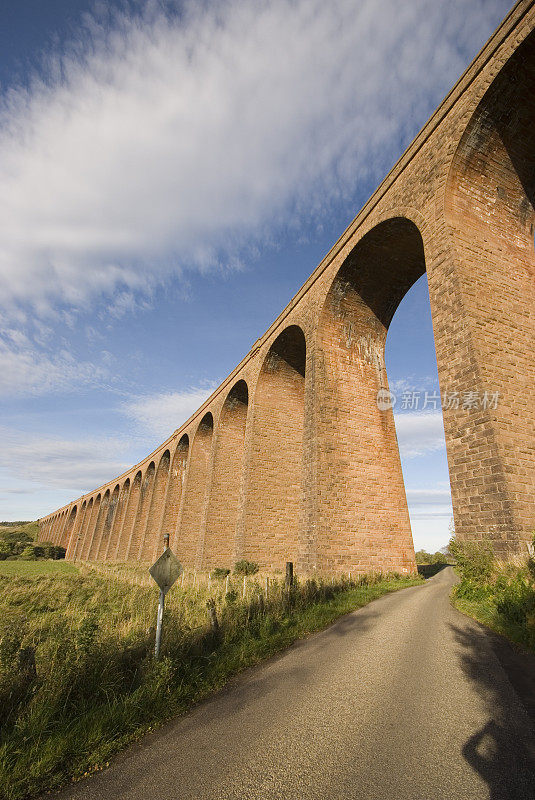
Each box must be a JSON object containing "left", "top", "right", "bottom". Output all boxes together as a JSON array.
[{"left": 450, "top": 620, "right": 535, "bottom": 800}]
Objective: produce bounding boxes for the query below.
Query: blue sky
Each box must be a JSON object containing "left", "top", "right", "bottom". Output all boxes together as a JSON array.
[{"left": 0, "top": 0, "right": 513, "bottom": 551}]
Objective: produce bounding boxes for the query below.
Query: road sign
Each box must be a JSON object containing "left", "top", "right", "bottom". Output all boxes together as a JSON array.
[{"left": 149, "top": 547, "right": 182, "bottom": 594}]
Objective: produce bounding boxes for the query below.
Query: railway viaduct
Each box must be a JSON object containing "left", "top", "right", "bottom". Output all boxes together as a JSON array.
[{"left": 39, "top": 0, "right": 535, "bottom": 573}]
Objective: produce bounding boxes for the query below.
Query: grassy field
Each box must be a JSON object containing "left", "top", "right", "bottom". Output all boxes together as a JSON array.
[
  {"left": 0, "top": 562, "right": 422, "bottom": 800},
  {"left": 0, "top": 560, "right": 78, "bottom": 577}
]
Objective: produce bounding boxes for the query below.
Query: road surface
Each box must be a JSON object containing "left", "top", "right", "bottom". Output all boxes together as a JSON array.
[{"left": 50, "top": 568, "right": 535, "bottom": 800}]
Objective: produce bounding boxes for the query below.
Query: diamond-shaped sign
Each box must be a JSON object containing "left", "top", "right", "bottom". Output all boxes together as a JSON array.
[{"left": 149, "top": 548, "right": 182, "bottom": 594}]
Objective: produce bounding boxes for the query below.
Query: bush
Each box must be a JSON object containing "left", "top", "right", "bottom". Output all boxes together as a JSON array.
[
  {"left": 450, "top": 534, "right": 535, "bottom": 651},
  {"left": 211, "top": 567, "right": 230, "bottom": 580},
  {"left": 234, "top": 560, "right": 259, "bottom": 576},
  {"left": 40, "top": 542, "right": 66, "bottom": 560},
  {"left": 19, "top": 546, "right": 37, "bottom": 561},
  {"left": 449, "top": 538, "right": 494, "bottom": 584},
  {"left": 495, "top": 574, "right": 535, "bottom": 631},
  {"left": 415, "top": 549, "right": 448, "bottom": 565}
]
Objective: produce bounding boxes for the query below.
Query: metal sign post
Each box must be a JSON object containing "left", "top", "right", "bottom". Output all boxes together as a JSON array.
[
  {"left": 154, "top": 587, "right": 165, "bottom": 660},
  {"left": 149, "top": 534, "right": 182, "bottom": 659}
]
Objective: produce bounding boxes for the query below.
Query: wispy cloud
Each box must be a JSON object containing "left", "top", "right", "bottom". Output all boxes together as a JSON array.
[
  {"left": 405, "top": 488, "right": 451, "bottom": 505},
  {"left": 0, "top": 0, "right": 507, "bottom": 316},
  {"left": 122, "top": 384, "right": 218, "bottom": 439},
  {"left": 0, "top": 426, "right": 131, "bottom": 495},
  {"left": 394, "top": 410, "right": 446, "bottom": 458},
  {"left": 0, "top": 329, "right": 107, "bottom": 397}
]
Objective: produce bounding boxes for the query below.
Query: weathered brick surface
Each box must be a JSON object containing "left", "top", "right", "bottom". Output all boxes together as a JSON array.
[
  {"left": 47, "top": 3, "right": 535, "bottom": 571},
  {"left": 201, "top": 382, "right": 248, "bottom": 570},
  {"left": 120, "top": 473, "right": 141, "bottom": 560},
  {"left": 167, "top": 437, "right": 189, "bottom": 553},
  {"left": 242, "top": 327, "right": 306, "bottom": 570},
  {"left": 176, "top": 414, "right": 213, "bottom": 566}
]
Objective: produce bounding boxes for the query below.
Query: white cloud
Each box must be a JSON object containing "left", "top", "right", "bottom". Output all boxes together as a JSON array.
[
  {"left": 0, "top": 329, "right": 107, "bottom": 397},
  {"left": 122, "top": 384, "right": 218, "bottom": 439},
  {"left": 0, "top": 426, "right": 131, "bottom": 495},
  {"left": 394, "top": 410, "right": 446, "bottom": 458},
  {"left": 0, "top": 0, "right": 507, "bottom": 315},
  {"left": 410, "top": 516, "right": 452, "bottom": 552},
  {"left": 405, "top": 488, "right": 451, "bottom": 505},
  {"left": 405, "top": 485, "right": 453, "bottom": 551}
]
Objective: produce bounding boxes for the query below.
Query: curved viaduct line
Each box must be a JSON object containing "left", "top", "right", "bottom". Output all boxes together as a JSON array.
[{"left": 39, "top": 1, "right": 535, "bottom": 568}]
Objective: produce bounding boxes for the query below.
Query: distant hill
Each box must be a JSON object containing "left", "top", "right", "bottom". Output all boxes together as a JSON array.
[{"left": 0, "top": 520, "right": 32, "bottom": 527}]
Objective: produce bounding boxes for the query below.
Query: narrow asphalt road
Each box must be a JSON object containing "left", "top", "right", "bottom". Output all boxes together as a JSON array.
[{"left": 50, "top": 568, "right": 535, "bottom": 800}]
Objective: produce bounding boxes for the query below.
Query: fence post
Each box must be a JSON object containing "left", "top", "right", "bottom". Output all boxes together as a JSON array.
[
  {"left": 206, "top": 598, "right": 219, "bottom": 633},
  {"left": 285, "top": 562, "right": 294, "bottom": 591}
]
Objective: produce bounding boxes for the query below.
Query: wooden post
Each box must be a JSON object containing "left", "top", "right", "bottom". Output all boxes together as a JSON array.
[
  {"left": 206, "top": 599, "right": 219, "bottom": 633},
  {"left": 285, "top": 561, "right": 294, "bottom": 591}
]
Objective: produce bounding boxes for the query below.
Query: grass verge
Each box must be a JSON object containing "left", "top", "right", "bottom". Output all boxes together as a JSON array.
[
  {"left": 0, "top": 567, "right": 421, "bottom": 799},
  {"left": 449, "top": 537, "right": 535, "bottom": 654}
]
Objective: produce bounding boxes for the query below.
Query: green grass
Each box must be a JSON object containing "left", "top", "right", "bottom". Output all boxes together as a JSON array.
[
  {"left": 0, "top": 564, "right": 422, "bottom": 799},
  {"left": 0, "top": 560, "right": 78, "bottom": 577}
]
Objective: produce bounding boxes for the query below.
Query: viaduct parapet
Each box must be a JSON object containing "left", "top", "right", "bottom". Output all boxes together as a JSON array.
[{"left": 40, "top": 1, "right": 535, "bottom": 573}]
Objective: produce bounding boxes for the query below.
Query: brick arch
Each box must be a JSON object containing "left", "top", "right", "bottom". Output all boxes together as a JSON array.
[
  {"left": 311, "top": 218, "right": 423, "bottom": 573},
  {"left": 120, "top": 472, "right": 142, "bottom": 560},
  {"left": 70, "top": 500, "right": 87, "bottom": 560},
  {"left": 109, "top": 478, "right": 131, "bottom": 560},
  {"left": 82, "top": 493, "right": 101, "bottom": 560},
  {"left": 177, "top": 413, "right": 214, "bottom": 566},
  {"left": 167, "top": 435, "right": 190, "bottom": 555},
  {"left": 200, "top": 379, "right": 249, "bottom": 570},
  {"left": 89, "top": 488, "right": 110, "bottom": 559},
  {"left": 51, "top": 513, "right": 62, "bottom": 544},
  {"left": 442, "top": 29, "right": 535, "bottom": 554},
  {"left": 77, "top": 497, "right": 93, "bottom": 560},
  {"left": 142, "top": 450, "right": 171, "bottom": 562},
  {"left": 129, "top": 462, "right": 155, "bottom": 560},
  {"left": 97, "top": 485, "right": 120, "bottom": 560},
  {"left": 241, "top": 326, "right": 306, "bottom": 569},
  {"left": 62, "top": 505, "right": 78, "bottom": 552}
]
